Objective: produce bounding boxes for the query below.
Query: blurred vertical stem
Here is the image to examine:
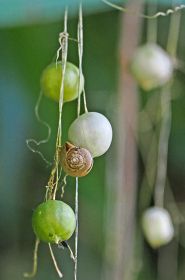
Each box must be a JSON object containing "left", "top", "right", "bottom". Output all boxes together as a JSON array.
[
  {"left": 138, "top": 1, "right": 159, "bottom": 214},
  {"left": 156, "top": 6, "right": 181, "bottom": 280},
  {"left": 147, "top": 1, "right": 157, "bottom": 43},
  {"left": 111, "top": 1, "right": 143, "bottom": 279},
  {"left": 154, "top": 10, "right": 181, "bottom": 208},
  {"left": 154, "top": 82, "right": 172, "bottom": 208}
]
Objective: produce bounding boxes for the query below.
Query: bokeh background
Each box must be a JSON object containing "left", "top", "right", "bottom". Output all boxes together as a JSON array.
[{"left": 1, "top": 1, "right": 185, "bottom": 280}]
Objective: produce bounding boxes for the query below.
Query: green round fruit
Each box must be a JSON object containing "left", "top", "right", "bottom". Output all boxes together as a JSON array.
[
  {"left": 32, "top": 200, "right": 76, "bottom": 244},
  {"left": 41, "top": 61, "right": 84, "bottom": 102}
]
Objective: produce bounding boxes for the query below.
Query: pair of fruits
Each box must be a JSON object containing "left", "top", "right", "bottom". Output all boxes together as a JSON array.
[
  {"left": 32, "top": 61, "right": 112, "bottom": 244},
  {"left": 132, "top": 44, "right": 175, "bottom": 247}
]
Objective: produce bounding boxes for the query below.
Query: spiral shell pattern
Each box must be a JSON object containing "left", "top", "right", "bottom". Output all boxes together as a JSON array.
[{"left": 61, "top": 142, "right": 93, "bottom": 177}]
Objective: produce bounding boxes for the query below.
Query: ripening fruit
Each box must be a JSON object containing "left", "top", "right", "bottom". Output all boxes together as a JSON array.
[
  {"left": 41, "top": 61, "right": 84, "bottom": 102},
  {"left": 68, "top": 112, "right": 113, "bottom": 158},
  {"left": 131, "top": 43, "right": 173, "bottom": 90},
  {"left": 32, "top": 200, "right": 76, "bottom": 244},
  {"left": 142, "top": 207, "right": 174, "bottom": 248}
]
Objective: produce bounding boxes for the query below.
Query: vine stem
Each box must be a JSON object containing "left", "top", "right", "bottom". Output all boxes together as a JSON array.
[
  {"left": 77, "top": 2, "right": 88, "bottom": 116},
  {"left": 154, "top": 83, "right": 172, "bottom": 207},
  {"left": 154, "top": 9, "right": 181, "bottom": 208},
  {"left": 74, "top": 4, "right": 85, "bottom": 279},
  {"left": 24, "top": 238, "right": 40, "bottom": 278},
  {"left": 102, "top": 0, "right": 185, "bottom": 19},
  {"left": 52, "top": 8, "right": 68, "bottom": 200},
  {"left": 74, "top": 177, "right": 79, "bottom": 280}
]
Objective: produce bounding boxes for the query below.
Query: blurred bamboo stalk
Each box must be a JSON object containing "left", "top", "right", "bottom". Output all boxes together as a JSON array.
[{"left": 102, "top": 1, "right": 143, "bottom": 279}]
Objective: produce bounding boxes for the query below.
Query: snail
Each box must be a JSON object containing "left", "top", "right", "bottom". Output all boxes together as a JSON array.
[
  {"left": 61, "top": 142, "right": 93, "bottom": 177},
  {"left": 68, "top": 112, "right": 113, "bottom": 158},
  {"left": 131, "top": 43, "right": 173, "bottom": 90},
  {"left": 41, "top": 61, "right": 84, "bottom": 102},
  {"left": 142, "top": 207, "right": 174, "bottom": 248}
]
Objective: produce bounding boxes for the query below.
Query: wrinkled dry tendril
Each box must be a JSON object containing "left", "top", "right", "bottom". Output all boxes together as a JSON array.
[
  {"left": 56, "top": 32, "right": 69, "bottom": 66},
  {"left": 102, "top": 0, "right": 185, "bottom": 19},
  {"left": 26, "top": 90, "right": 52, "bottom": 166},
  {"left": 24, "top": 239, "right": 40, "bottom": 278},
  {"left": 61, "top": 174, "right": 68, "bottom": 199}
]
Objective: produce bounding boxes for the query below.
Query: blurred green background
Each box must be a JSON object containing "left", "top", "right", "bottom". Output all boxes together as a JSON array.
[{"left": 1, "top": 1, "right": 185, "bottom": 280}]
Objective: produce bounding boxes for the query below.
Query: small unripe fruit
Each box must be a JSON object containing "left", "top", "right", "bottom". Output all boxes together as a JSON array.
[
  {"left": 131, "top": 43, "right": 173, "bottom": 90},
  {"left": 68, "top": 112, "right": 113, "bottom": 158},
  {"left": 41, "top": 61, "right": 84, "bottom": 102},
  {"left": 142, "top": 207, "right": 174, "bottom": 248},
  {"left": 32, "top": 200, "right": 76, "bottom": 244}
]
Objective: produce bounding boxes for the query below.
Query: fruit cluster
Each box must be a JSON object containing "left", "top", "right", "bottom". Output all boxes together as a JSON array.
[{"left": 32, "top": 61, "right": 112, "bottom": 245}]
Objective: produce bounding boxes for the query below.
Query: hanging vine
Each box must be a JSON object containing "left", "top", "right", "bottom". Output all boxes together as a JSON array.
[{"left": 25, "top": 3, "right": 112, "bottom": 279}]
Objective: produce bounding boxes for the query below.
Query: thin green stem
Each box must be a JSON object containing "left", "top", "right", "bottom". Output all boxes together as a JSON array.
[
  {"left": 83, "top": 88, "right": 88, "bottom": 113},
  {"left": 154, "top": 10, "right": 181, "bottom": 207},
  {"left": 154, "top": 83, "right": 172, "bottom": 207},
  {"left": 77, "top": 4, "right": 82, "bottom": 117},
  {"left": 24, "top": 239, "right": 40, "bottom": 278},
  {"left": 74, "top": 177, "right": 79, "bottom": 280},
  {"left": 74, "top": 4, "right": 84, "bottom": 280},
  {"left": 77, "top": 2, "right": 88, "bottom": 116},
  {"left": 167, "top": 9, "right": 181, "bottom": 56}
]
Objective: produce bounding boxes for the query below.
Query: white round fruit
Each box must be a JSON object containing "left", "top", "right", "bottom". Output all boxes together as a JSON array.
[
  {"left": 131, "top": 43, "right": 173, "bottom": 90},
  {"left": 68, "top": 112, "right": 112, "bottom": 158},
  {"left": 142, "top": 207, "right": 174, "bottom": 248}
]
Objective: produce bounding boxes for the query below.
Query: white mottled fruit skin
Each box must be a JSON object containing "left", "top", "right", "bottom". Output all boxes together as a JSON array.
[
  {"left": 131, "top": 43, "right": 173, "bottom": 90},
  {"left": 68, "top": 112, "right": 112, "bottom": 158},
  {"left": 142, "top": 207, "right": 174, "bottom": 248}
]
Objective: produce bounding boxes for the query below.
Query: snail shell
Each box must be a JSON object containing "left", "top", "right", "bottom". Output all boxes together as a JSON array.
[{"left": 61, "top": 142, "right": 93, "bottom": 177}]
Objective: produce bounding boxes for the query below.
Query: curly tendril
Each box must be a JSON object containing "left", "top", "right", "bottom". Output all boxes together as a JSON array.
[{"left": 102, "top": 0, "right": 185, "bottom": 19}]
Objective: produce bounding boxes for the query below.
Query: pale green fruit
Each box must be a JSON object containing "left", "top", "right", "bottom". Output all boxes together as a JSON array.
[
  {"left": 142, "top": 207, "right": 174, "bottom": 248},
  {"left": 41, "top": 61, "right": 84, "bottom": 102},
  {"left": 68, "top": 112, "right": 113, "bottom": 158},
  {"left": 32, "top": 200, "right": 76, "bottom": 244},
  {"left": 131, "top": 43, "right": 173, "bottom": 90}
]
